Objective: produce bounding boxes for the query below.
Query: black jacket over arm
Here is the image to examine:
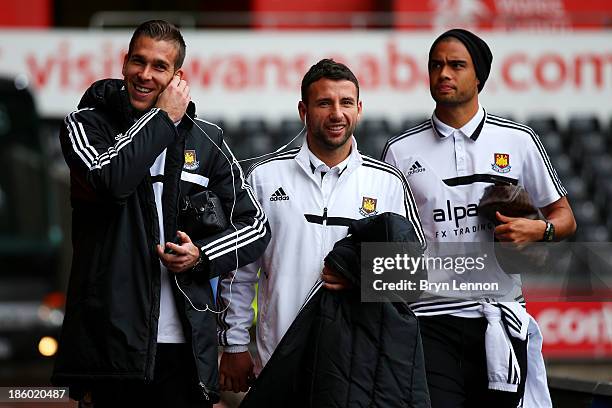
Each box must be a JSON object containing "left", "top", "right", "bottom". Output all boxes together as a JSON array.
[{"left": 241, "top": 213, "right": 430, "bottom": 408}]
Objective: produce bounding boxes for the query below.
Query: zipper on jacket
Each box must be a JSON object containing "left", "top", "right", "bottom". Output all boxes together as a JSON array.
[
  {"left": 143, "top": 175, "right": 159, "bottom": 385},
  {"left": 175, "top": 183, "right": 182, "bottom": 239},
  {"left": 321, "top": 207, "right": 328, "bottom": 275},
  {"left": 198, "top": 381, "right": 210, "bottom": 401}
]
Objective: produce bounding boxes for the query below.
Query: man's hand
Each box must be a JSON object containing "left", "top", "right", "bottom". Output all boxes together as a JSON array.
[
  {"left": 156, "top": 230, "right": 201, "bottom": 273},
  {"left": 322, "top": 264, "right": 352, "bottom": 291},
  {"left": 494, "top": 211, "right": 547, "bottom": 244},
  {"left": 155, "top": 75, "right": 190, "bottom": 123},
  {"left": 219, "top": 351, "right": 254, "bottom": 393}
]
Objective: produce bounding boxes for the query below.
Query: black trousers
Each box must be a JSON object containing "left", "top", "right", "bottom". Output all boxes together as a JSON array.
[
  {"left": 90, "top": 343, "right": 212, "bottom": 408},
  {"left": 419, "top": 315, "right": 527, "bottom": 408}
]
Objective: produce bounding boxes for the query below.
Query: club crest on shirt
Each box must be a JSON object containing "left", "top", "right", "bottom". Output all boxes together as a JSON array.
[
  {"left": 184, "top": 150, "right": 199, "bottom": 170},
  {"left": 359, "top": 197, "right": 378, "bottom": 217},
  {"left": 492, "top": 153, "right": 511, "bottom": 173}
]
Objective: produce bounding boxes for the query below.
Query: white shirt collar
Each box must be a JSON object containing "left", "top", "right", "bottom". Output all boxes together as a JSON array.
[
  {"left": 431, "top": 105, "right": 487, "bottom": 141},
  {"left": 307, "top": 145, "right": 351, "bottom": 174},
  {"left": 296, "top": 136, "right": 362, "bottom": 175}
]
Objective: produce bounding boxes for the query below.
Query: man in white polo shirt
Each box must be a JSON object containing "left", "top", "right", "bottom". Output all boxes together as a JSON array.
[
  {"left": 383, "top": 29, "right": 576, "bottom": 407},
  {"left": 216, "top": 58, "right": 425, "bottom": 393}
]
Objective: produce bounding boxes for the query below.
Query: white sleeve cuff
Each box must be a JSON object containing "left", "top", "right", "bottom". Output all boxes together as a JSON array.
[{"left": 224, "top": 344, "right": 249, "bottom": 353}]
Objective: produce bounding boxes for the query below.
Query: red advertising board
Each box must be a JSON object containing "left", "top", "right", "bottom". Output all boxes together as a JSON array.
[
  {"left": 0, "top": 1, "right": 51, "bottom": 27},
  {"left": 527, "top": 302, "right": 612, "bottom": 359},
  {"left": 394, "top": 0, "right": 612, "bottom": 30}
]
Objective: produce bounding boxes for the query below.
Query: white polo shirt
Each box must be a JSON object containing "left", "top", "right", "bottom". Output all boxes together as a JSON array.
[{"left": 383, "top": 106, "right": 567, "bottom": 316}]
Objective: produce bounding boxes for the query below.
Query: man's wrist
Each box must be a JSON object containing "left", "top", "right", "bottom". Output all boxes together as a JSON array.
[
  {"left": 192, "top": 247, "right": 207, "bottom": 269},
  {"left": 542, "top": 220, "right": 555, "bottom": 242},
  {"left": 224, "top": 345, "right": 249, "bottom": 353}
]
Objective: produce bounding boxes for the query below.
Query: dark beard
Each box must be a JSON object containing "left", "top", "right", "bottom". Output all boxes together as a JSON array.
[
  {"left": 432, "top": 94, "right": 470, "bottom": 107},
  {"left": 312, "top": 124, "right": 355, "bottom": 150},
  {"left": 431, "top": 86, "right": 477, "bottom": 107}
]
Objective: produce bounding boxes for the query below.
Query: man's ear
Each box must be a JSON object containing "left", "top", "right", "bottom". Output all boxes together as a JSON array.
[
  {"left": 121, "top": 53, "right": 129, "bottom": 77},
  {"left": 175, "top": 69, "right": 184, "bottom": 80},
  {"left": 298, "top": 100, "right": 307, "bottom": 125}
]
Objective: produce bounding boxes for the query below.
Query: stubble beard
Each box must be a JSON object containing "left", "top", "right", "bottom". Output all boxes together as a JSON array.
[
  {"left": 432, "top": 85, "right": 478, "bottom": 108},
  {"left": 312, "top": 123, "right": 355, "bottom": 151}
]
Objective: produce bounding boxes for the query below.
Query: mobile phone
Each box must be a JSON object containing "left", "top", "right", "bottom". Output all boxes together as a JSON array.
[{"left": 164, "top": 235, "right": 182, "bottom": 254}]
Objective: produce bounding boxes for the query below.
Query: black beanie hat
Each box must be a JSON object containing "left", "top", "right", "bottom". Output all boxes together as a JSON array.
[{"left": 429, "top": 28, "right": 493, "bottom": 93}]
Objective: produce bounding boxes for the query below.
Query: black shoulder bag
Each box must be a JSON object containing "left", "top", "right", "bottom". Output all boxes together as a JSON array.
[{"left": 178, "top": 190, "right": 229, "bottom": 239}]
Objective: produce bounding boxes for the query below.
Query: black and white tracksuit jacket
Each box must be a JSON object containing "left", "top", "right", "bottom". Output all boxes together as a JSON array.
[
  {"left": 217, "top": 139, "right": 425, "bottom": 370},
  {"left": 51, "top": 79, "right": 270, "bottom": 402}
]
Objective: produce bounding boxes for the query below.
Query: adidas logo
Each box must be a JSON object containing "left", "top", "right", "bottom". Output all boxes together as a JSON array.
[
  {"left": 270, "top": 187, "right": 290, "bottom": 201},
  {"left": 407, "top": 161, "right": 426, "bottom": 175}
]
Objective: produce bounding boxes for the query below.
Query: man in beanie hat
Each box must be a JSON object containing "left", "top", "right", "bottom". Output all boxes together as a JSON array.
[{"left": 383, "top": 29, "right": 576, "bottom": 406}]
